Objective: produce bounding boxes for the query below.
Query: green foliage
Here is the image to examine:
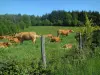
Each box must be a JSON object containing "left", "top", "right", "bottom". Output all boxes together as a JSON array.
[
  {"left": 19, "top": 20, "right": 25, "bottom": 30},
  {"left": 71, "top": 12, "right": 79, "bottom": 26},
  {"left": 0, "top": 26, "right": 3, "bottom": 35},
  {"left": 22, "top": 14, "right": 31, "bottom": 28},
  {"left": 75, "top": 14, "right": 100, "bottom": 58},
  {"left": 42, "top": 19, "right": 52, "bottom": 26},
  {"left": 0, "top": 60, "right": 24, "bottom": 75},
  {"left": 0, "top": 10, "right": 100, "bottom": 35},
  {"left": 92, "top": 30, "right": 100, "bottom": 47},
  {"left": 0, "top": 59, "right": 52, "bottom": 75},
  {"left": 82, "top": 14, "right": 93, "bottom": 48},
  {"left": 56, "top": 20, "right": 63, "bottom": 26},
  {"left": 44, "top": 10, "right": 100, "bottom": 26},
  {"left": 0, "top": 14, "right": 32, "bottom": 35}
]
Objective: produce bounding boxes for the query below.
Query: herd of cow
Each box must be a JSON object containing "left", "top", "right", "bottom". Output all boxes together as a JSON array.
[{"left": 0, "top": 29, "right": 74, "bottom": 49}]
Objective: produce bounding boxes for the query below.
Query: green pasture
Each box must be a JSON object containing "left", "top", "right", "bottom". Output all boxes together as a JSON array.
[
  {"left": 0, "top": 26, "right": 78, "bottom": 62},
  {"left": 0, "top": 26, "right": 100, "bottom": 75}
]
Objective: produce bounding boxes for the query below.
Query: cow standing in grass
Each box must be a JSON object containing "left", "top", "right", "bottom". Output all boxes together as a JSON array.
[
  {"left": 15, "top": 32, "right": 40, "bottom": 43},
  {"left": 57, "top": 29, "right": 74, "bottom": 37}
]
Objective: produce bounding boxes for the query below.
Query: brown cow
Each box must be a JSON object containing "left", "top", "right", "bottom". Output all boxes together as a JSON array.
[
  {"left": 0, "top": 42, "right": 12, "bottom": 48},
  {"left": 50, "top": 36, "right": 60, "bottom": 42},
  {"left": 15, "top": 32, "right": 40, "bottom": 43},
  {"left": 57, "top": 29, "right": 74, "bottom": 37},
  {"left": 63, "top": 44, "right": 72, "bottom": 49}
]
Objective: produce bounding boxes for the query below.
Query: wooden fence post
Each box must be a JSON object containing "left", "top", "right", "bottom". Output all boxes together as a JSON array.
[
  {"left": 79, "top": 32, "right": 83, "bottom": 50},
  {"left": 41, "top": 35, "right": 46, "bottom": 69}
]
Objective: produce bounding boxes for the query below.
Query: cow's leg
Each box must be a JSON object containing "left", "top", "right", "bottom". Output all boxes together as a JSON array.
[
  {"left": 20, "top": 39, "right": 23, "bottom": 44},
  {"left": 66, "top": 34, "right": 68, "bottom": 36},
  {"left": 32, "top": 38, "right": 36, "bottom": 43},
  {"left": 17, "top": 38, "right": 23, "bottom": 44}
]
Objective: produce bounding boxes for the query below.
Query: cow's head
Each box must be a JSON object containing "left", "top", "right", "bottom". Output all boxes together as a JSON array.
[{"left": 69, "top": 30, "right": 74, "bottom": 32}]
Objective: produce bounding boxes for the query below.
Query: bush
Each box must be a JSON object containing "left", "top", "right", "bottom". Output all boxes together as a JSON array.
[
  {"left": 0, "top": 60, "right": 52, "bottom": 75},
  {"left": 92, "top": 30, "right": 100, "bottom": 47},
  {"left": 0, "top": 60, "right": 24, "bottom": 75}
]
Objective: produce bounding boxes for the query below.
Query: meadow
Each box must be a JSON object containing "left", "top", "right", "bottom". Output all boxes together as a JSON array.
[{"left": 0, "top": 26, "right": 100, "bottom": 75}]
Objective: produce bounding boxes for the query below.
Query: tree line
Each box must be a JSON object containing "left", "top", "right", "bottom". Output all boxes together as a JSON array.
[
  {"left": 0, "top": 14, "right": 31, "bottom": 35},
  {"left": 0, "top": 10, "right": 100, "bottom": 35},
  {"left": 42, "top": 10, "right": 100, "bottom": 26}
]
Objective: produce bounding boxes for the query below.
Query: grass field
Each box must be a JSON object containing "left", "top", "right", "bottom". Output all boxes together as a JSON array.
[
  {"left": 0, "top": 26, "right": 100, "bottom": 75},
  {"left": 0, "top": 26, "right": 78, "bottom": 61}
]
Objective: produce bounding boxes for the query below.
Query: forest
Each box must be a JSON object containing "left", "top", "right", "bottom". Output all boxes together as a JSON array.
[{"left": 0, "top": 10, "right": 100, "bottom": 35}]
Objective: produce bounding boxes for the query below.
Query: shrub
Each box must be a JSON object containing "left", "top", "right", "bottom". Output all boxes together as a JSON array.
[{"left": 92, "top": 30, "right": 100, "bottom": 47}]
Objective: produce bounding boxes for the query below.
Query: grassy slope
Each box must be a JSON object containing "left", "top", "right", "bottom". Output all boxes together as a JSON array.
[{"left": 0, "top": 26, "right": 78, "bottom": 62}]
